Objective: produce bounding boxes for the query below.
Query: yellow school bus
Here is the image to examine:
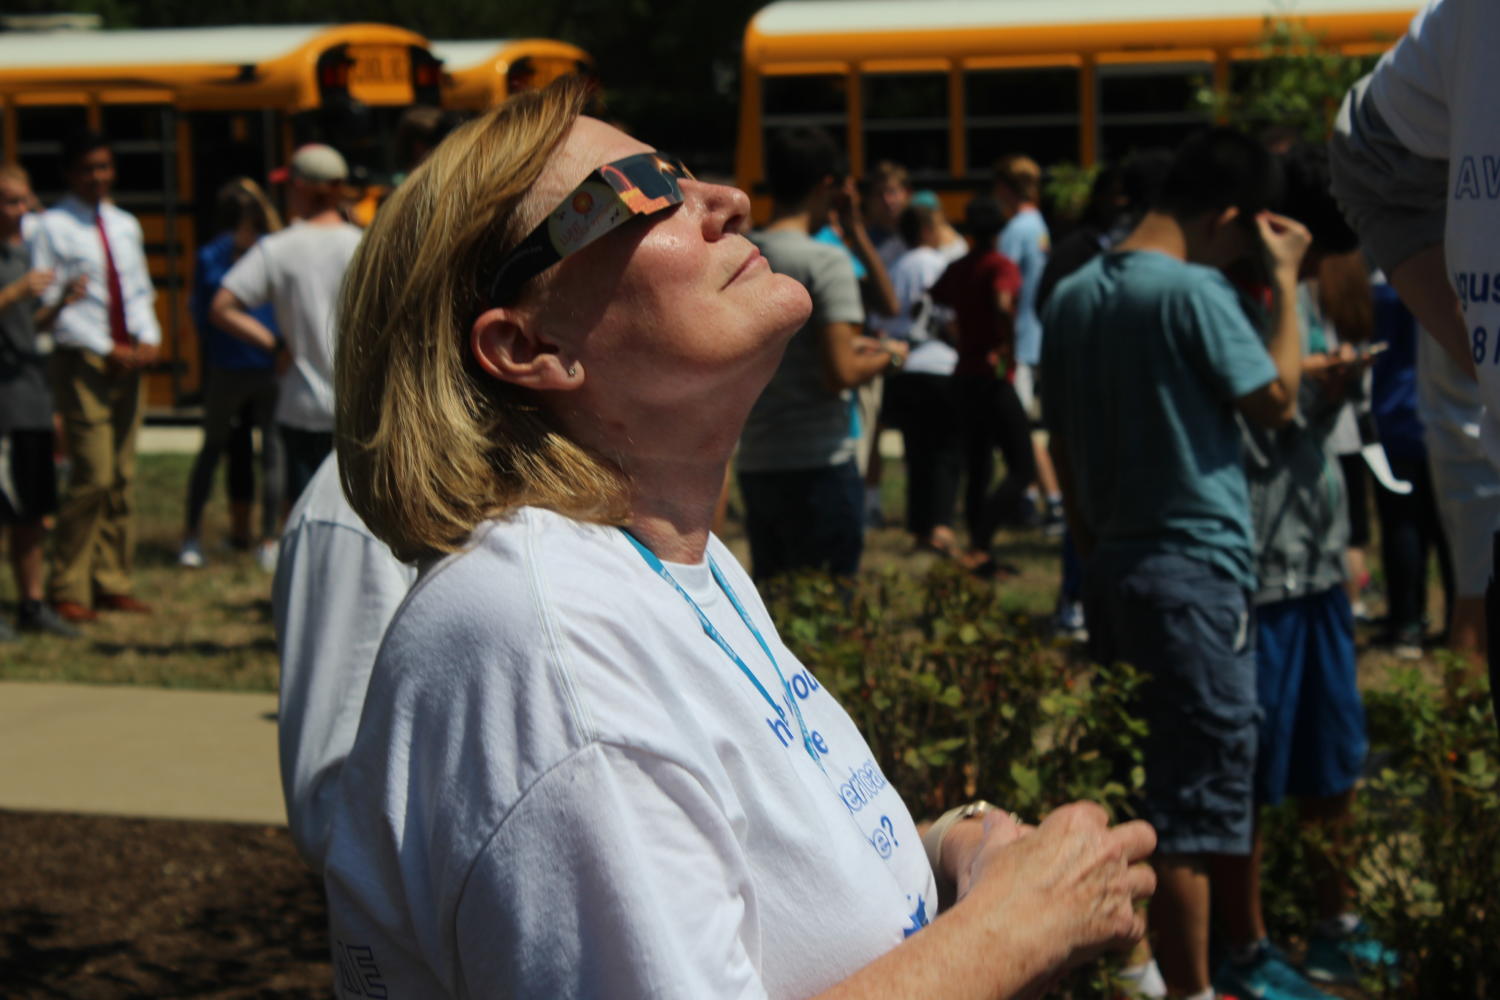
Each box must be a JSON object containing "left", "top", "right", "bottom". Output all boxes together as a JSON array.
[
  {"left": 0, "top": 23, "right": 443, "bottom": 406},
  {"left": 736, "top": 0, "right": 1420, "bottom": 219},
  {"left": 433, "top": 38, "right": 595, "bottom": 112}
]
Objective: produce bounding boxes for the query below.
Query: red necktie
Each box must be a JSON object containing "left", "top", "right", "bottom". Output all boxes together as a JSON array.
[{"left": 95, "top": 210, "right": 130, "bottom": 347}]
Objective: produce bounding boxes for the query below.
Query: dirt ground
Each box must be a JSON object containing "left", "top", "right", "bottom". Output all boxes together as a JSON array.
[{"left": 0, "top": 810, "right": 330, "bottom": 999}]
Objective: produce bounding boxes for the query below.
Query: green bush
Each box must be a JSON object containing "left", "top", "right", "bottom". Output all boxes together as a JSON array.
[
  {"left": 767, "top": 565, "right": 1500, "bottom": 996},
  {"left": 764, "top": 563, "right": 1147, "bottom": 820},
  {"left": 1348, "top": 662, "right": 1499, "bottom": 997},
  {"left": 764, "top": 564, "right": 1148, "bottom": 998}
]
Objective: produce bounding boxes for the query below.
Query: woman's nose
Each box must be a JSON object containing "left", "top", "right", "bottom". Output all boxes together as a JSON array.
[{"left": 693, "top": 180, "right": 752, "bottom": 239}]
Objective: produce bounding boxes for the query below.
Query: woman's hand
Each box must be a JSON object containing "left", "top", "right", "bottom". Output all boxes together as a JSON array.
[
  {"left": 939, "top": 808, "right": 1031, "bottom": 903},
  {"left": 965, "top": 802, "right": 1157, "bottom": 976}
]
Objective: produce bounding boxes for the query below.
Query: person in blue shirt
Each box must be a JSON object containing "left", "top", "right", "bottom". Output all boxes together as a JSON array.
[
  {"left": 1369, "top": 280, "right": 1453, "bottom": 656},
  {"left": 1043, "top": 128, "right": 1311, "bottom": 1000},
  {"left": 179, "top": 179, "right": 283, "bottom": 570},
  {"left": 994, "top": 154, "right": 1065, "bottom": 530}
]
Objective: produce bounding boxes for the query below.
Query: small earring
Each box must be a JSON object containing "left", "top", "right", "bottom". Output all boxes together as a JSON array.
[{"left": 567, "top": 365, "right": 578, "bottom": 378}]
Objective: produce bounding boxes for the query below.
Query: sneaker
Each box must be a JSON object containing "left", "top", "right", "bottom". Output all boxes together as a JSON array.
[
  {"left": 256, "top": 539, "right": 279, "bottom": 574},
  {"left": 17, "top": 601, "right": 82, "bottom": 638},
  {"left": 1043, "top": 498, "right": 1067, "bottom": 537},
  {"left": 1304, "top": 922, "right": 1399, "bottom": 986},
  {"left": 863, "top": 486, "right": 885, "bottom": 528},
  {"left": 1389, "top": 623, "right": 1423, "bottom": 661},
  {"left": 1213, "top": 941, "right": 1334, "bottom": 1000},
  {"left": 178, "top": 538, "right": 205, "bottom": 568},
  {"left": 1053, "top": 599, "right": 1088, "bottom": 642}
]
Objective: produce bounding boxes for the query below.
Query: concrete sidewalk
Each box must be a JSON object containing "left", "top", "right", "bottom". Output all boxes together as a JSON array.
[{"left": 0, "top": 681, "right": 285, "bottom": 825}]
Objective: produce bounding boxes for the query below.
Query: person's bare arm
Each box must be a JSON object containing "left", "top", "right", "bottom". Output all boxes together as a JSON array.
[
  {"left": 210, "top": 286, "right": 279, "bottom": 353},
  {"left": 813, "top": 803, "right": 1156, "bottom": 1000},
  {"left": 1236, "top": 212, "right": 1312, "bottom": 429},
  {"left": 33, "top": 274, "right": 85, "bottom": 332},
  {"left": 819, "top": 321, "right": 906, "bottom": 393},
  {"left": 835, "top": 178, "right": 900, "bottom": 318},
  {"left": 1388, "top": 243, "right": 1475, "bottom": 377}
]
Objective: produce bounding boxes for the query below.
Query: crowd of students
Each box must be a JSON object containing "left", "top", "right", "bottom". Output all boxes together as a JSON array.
[
  {"left": 738, "top": 87, "right": 1488, "bottom": 1000},
  {"left": 3, "top": 3, "right": 1494, "bottom": 997},
  {"left": 0, "top": 109, "right": 456, "bottom": 642}
]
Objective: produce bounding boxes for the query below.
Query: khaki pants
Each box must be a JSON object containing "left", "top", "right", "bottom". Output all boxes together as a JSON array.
[{"left": 48, "top": 348, "right": 145, "bottom": 605}]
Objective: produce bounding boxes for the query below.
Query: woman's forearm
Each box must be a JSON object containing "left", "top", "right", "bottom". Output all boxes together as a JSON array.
[{"left": 811, "top": 888, "right": 1060, "bottom": 1000}]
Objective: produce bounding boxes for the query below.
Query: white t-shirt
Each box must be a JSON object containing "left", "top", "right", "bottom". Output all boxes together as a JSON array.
[
  {"left": 221, "top": 220, "right": 364, "bottom": 432},
  {"left": 272, "top": 453, "right": 416, "bottom": 872},
  {"left": 1367, "top": 0, "right": 1500, "bottom": 467},
  {"left": 323, "top": 508, "right": 936, "bottom": 1000},
  {"left": 873, "top": 245, "right": 958, "bottom": 376}
]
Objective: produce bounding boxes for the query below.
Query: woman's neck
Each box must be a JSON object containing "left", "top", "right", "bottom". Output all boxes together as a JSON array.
[{"left": 623, "top": 456, "right": 728, "bottom": 564}]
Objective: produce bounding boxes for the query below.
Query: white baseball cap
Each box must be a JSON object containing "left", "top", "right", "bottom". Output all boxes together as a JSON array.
[{"left": 270, "top": 143, "right": 349, "bottom": 184}]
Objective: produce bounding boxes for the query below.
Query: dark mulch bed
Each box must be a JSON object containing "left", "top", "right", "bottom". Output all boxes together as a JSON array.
[{"left": 0, "top": 810, "right": 330, "bottom": 999}]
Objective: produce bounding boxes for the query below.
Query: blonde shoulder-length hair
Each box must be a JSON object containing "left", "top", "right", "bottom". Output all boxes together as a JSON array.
[{"left": 336, "top": 77, "right": 630, "bottom": 563}]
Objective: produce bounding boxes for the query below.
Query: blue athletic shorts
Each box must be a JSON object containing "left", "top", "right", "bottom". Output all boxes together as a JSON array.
[
  {"left": 1254, "top": 587, "right": 1367, "bottom": 805},
  {"left": 1085, "top": 551, "right": 1260, "bottom": 856}
]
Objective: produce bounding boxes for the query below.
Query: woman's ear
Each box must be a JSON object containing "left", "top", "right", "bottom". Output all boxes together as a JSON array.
[{"left": 470, "top": 308, "right": 581, "bottom": 390}]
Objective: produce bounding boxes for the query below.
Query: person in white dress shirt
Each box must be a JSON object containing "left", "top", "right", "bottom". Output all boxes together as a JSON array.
[{"left": 32, "top": 130, "right": 160, "bottom": 622}]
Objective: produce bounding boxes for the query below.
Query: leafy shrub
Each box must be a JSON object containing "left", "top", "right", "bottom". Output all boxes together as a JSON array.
[
  {"left": 764, "top": 564, "right": 1148, "bottom": 998},
  {"left": 767, "top": 565, "right": 1500, "bottom": 996},
  {"left": 764, "top": 563, "right": 1147, "bottom": 820},
  {"left": 1347, "top": 662, "right": 1499, "bottom": 997}
]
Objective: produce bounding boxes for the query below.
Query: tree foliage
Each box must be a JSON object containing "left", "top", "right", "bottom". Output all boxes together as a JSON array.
[{"left": 1194, "top": 16, "right": 1381, "bottom": 142}]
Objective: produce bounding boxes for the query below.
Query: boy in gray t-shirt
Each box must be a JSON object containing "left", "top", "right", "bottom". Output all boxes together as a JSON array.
[{"left": 735, "top": 127, "right": 905, "bottom": 580}]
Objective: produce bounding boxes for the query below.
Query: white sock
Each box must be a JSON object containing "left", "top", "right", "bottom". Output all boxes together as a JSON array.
[
  {"left": 1314, "top": 911, "right": 1362, "bottom": 937},
  {"left": 1118, "top": 958, "right": 1167, "bottom": 997}
]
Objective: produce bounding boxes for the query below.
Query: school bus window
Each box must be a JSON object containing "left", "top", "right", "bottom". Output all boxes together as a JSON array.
[
  {"left": 969, "top": 124, "right": 1079, "bottom": 174},
  {"left": 1097, "top": 65, "right": 1211, "bottom": 161},
  {"left": 100, "top": 104, "right": 173, "bottom": 202},
  {"left": 964, "top": 67, "right": 1079, "bottom": 172},
  {"left": 761, "top": 74, "right": 849, "bottom": 177},
  {"left": 966, "top": 67, "right": 1078, "bottom": 118},
  {"left": 1099, "top": 68, "right": 1207, "bottom": 116},
  {"left": 763, "top": 74, "right": 847, "bottom": 122},
  {"left": 15, "top": 105, "right": 88, "bottom": 201},
  {"left": 863, "top": 72, "right": 947, "bottom": 176}
]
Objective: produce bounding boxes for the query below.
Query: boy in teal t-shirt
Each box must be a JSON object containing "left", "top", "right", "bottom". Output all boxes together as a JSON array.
[{"left": 1041, "top": 128, "right": 1312, "bottom": 1000}]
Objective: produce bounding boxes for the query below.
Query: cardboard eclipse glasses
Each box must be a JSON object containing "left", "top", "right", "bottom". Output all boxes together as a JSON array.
[{"left": 487, "top": 152, "right": 693, "bottom": 304}]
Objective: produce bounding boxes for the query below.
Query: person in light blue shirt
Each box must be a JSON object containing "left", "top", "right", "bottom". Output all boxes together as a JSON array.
[
  {"left": 995, "top": 157, "right": 1050, "bottom": 374},
  {"left": 994, "top": 154, "right": 1065, "bottom": 528},
  {"left": 1042, "top": 128, "right": 1312, "bottom": 1000}
]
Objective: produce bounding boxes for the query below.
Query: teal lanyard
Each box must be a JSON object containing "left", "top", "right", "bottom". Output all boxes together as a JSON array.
[{"left": 619, "top": 529, "right": 824, "bottom": 771}]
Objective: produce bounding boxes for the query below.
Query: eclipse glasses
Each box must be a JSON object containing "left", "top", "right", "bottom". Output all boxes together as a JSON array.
[{"left": 487, "top": 152, "right": 693, "bottom": 304}]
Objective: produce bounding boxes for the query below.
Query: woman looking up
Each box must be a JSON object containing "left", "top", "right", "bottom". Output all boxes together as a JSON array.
[{"left": 325, "top": 78, "right": 1154, "bottom": 1000}]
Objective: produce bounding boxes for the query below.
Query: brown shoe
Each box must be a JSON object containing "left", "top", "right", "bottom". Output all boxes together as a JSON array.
[
  {"left": 52, "top": 601, "right": 98, "bottom": 623},
  {"left": 95, "top": 593, "right": 153, "bottom": 614}
]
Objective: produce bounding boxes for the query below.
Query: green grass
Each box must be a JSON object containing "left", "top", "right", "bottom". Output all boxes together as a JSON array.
[
  {"left": 0, "top": 447, "right": 1446, "bottom": 692},
  {"left": 0, "top": 453, "right": 279, "bottom": 690}
]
